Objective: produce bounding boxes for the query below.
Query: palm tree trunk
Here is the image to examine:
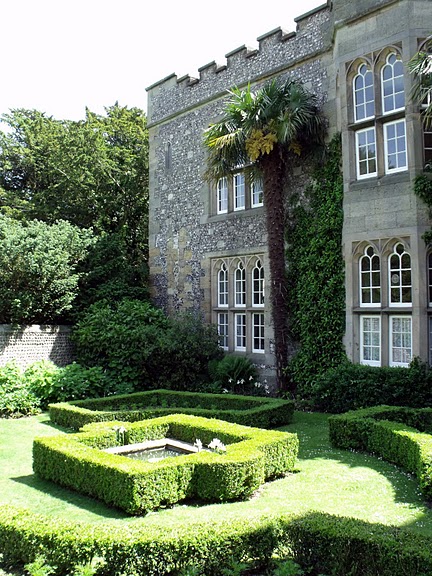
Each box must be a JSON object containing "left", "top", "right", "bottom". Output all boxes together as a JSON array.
[{"left": 260, "top": 147, "right": 290, "bottom": 393}]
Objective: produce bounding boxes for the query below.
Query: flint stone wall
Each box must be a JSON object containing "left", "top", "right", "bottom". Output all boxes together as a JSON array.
[{"left": 0, "top": 325, "right": 74, "bottom": 369}]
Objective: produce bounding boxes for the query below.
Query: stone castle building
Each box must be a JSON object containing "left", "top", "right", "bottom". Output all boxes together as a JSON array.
[{"left": 146, "top": 0, "right": 432, "bottom": 378}]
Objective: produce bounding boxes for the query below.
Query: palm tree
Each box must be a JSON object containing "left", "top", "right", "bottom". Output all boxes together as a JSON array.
[
  {"left": 408, "top": 36, "right": 432, "bottom": 128},
  {"left": 204, "top": 78, "right": 325, "bottom": 394}
]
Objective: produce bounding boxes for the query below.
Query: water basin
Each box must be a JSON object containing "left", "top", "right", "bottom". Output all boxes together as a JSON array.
[{"left": 104, "top": 438, "right": 201, "bottom": 463}]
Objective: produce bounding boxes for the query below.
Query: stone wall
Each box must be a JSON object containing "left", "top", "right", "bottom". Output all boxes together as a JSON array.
[{"left": 0, "top": 325, "right": 74, "bottom": 369}]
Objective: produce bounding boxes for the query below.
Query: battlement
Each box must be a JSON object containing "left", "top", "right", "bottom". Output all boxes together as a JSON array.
[{"left": 146, "top": 3, "right": 330, "bottom": 125}]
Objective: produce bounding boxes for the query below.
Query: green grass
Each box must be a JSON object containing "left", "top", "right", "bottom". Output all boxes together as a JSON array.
[{"left": 1, "top": 411, "right": 432, "bottom": 535}]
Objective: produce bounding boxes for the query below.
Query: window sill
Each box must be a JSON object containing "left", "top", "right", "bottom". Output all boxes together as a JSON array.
[
  {"left": 207, "top": 206, "right": 265, "bottom": 223},
  {"left": 349, "top": 171, "right": 410, "bottom": 189},
  {"left": 353, "top": 306, "right": 412, "bottom": 313}
]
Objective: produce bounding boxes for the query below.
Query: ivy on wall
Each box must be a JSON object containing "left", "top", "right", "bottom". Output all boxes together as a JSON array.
[
  {"left": 414, "top": 171, "right": 432, "bottom": 245},
  {"left": 285, "top": 134, "right": 346, "bottom": 394}
]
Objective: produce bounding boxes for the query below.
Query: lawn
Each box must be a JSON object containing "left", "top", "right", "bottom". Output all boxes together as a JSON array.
[{"left": 1, "top": 410, "right": 432, "bottom": 536}]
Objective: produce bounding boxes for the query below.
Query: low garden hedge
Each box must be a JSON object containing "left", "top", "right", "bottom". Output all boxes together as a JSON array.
[
  {"left": 33, "top": 414, "right": 299, "bottom": 514},
  {"left": 48, "top": 389, "right": 294, "bottom": 430},
  {"left": 329, "top": 405, "right": 432, "bottom": 499},
  {"left": 1, "top": 506, "right": 432, "bottom": 575}
]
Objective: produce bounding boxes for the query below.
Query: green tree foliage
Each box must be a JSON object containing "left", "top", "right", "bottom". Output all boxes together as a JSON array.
[
  {"left": 73, "top": 299, "right": 223, "bottom": 391},
  {"left": 0, "top": 216, "right": 94, "bottom": 324},
  {"left": 74, "top": 232, "right": 149, "bottom": 317},
  {"left": 204, "top": 79, "right": 325, "bottom": 392},
  {"left": 286, "top": 135, "right": 345, "bottom": 394},
  {"left": 0, "top": 103, "right": 149, "bottom": 274},
  {"left": 408, "top": 35, "right": 432, "bottom": 128}
]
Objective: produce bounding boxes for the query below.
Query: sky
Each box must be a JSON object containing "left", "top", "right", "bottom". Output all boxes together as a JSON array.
[{"left": 0, "top": 0, "right": 323, "bottom": 122}]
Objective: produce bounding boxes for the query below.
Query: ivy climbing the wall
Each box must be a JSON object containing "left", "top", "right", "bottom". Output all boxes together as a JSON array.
[
  {"left": 414, "top": 171, "right": 432, "bottom": 245},
  {"left": 285, "top": 134, "right": 346, "bottom": 398}
]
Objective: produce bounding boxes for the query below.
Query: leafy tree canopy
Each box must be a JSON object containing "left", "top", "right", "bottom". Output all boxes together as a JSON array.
[
  {"left": 0, "top": 216, "right": 95, "bottom": 324},
  {"left": 0, "top": 104, "right": 149, "bottom": 260},
  {"left": 408, "top": 36, "right": 432, "bottom": 128}
]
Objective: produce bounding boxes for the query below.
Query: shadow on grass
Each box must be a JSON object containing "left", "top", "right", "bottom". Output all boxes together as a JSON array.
[{"left": 11, "top": 473, "right": 129, "bottom": 520}]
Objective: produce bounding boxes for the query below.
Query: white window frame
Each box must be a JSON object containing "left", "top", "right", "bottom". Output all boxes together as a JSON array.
[
  {"left": 252, "top": 259, "right": 265, "bottom": 307},
  {"left": 389, "top": 315, "right": 412, "bottom": 367},
  {"left": 359, "top": 246, "right": 381, "bottom": 307},
  {"left": 252, "top": 312, "right": 265, "bottom": 353},
  {"left": 353, "top": 63, "right": 375, "bottom": 122},
  {"left": 388, "top": 243, "right": 411, "bottom": 307},
  {"left": 234, "top": 313, "right": 246, "bottom": 351},
  {"left": 234, "top": 262, "right": 246, "bottom": 307},
  {"left": 217, "top": 177, "right": 228, "bottom": 214},
  {"left": 217, "top": 312, "right": 229, "bottom": 351},
  {"left": 251, "top": 177, "right": 264, "bottom": 208},
  {"left": 381, "top": 53, "right": 405, "bottom": 115},
  {"left": 428, "top": 253, "right": 432, "bottom": 307},
  {"left": 217, "top": 263, "right": 228, "bottom": 307},
  {"left": 355, "top": 127, "right": 377, "bottom": 179},
  {"left": 384, "top": 119, "right": 407, "bottom": 174},
  {"left": 360, "top": 315, "right": 381, "bottom": 366},
  {"left": 233, "top": 172, "right": 245, "bottom": 211}
]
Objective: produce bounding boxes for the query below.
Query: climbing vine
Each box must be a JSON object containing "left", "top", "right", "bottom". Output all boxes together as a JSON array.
[
  {"left": 285, "top": 134, "right": 346, "bottom": 396},
  {"left": 414, "top": 171, "right": 432, "bottom": 245}
]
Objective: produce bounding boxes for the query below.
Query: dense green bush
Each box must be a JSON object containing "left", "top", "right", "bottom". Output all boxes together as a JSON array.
[
  {"left": 0, "top": 362, "right": 40, "bottom": 417},
  {"left": 1, "top": 507, "right": 432, "bottom": 575},
  {"left": 0, "top": 216, "right": 95, "bottom": 324},
  {"left": 208, "top": 355, "right": 261, "bottom": 395},
  {"left": 26, "top": 361, "right": 123, "bottom": 408},
  {"left": 74, "top": 232, "right": 149, "bottom": 319},
  {"left": 299, "top": 358, "right": 432, "bottom": 413},
  {"left": 73, "top": 299, "right": 223, "bottom": 391},
  {"left": 329, "top": 405, "right": 432, "bottom": 499},
  {"left": 33, "top": 414, "right": 298, "bottom": 514},
  {"left": 48, "top": 389, "right": 295, "bottom": 430},
  {"left": 0, "top": 360, "right": 131, "bottom": 416}
]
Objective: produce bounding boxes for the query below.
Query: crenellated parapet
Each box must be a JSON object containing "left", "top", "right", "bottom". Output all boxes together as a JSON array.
[{"left": 146, "top": 3, "right": 331, "bottom": 125}]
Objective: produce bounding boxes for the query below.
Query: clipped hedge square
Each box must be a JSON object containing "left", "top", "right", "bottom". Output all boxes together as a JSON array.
[
  {"left": 33, "top": 414, "right": 298, "bottom": 514},
  {"left": 48, "top": 389, "right": 294, "bottom": 430}
]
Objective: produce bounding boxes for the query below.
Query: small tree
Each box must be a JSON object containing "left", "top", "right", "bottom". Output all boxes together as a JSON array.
[
  {"left": 0, "top": 216, "right": 94, "bottom": 324},
  {"left": 204, "top": 79, "right": 325, "bottom": 393},
  {"left": 408, "top": 36, "right": 432, "bottom": 127}
]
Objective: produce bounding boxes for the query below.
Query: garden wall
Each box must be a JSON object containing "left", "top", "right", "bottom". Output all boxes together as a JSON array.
[{"left": 0, "top": 325, "right": 74, "bottom": 368}]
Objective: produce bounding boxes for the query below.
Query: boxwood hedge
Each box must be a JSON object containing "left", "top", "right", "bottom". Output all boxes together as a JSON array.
[
  {"left": 33, "top": 414, "right": 299, "bottom": 514},
  {"left": 48, "top": 389, "right": 294, "bottom": 430},
  {"left": 1, "top": 507, "right": 432, "bottom": 576},
  {"left": 329, "top": 405, "right": 432, "bottom": 498}
]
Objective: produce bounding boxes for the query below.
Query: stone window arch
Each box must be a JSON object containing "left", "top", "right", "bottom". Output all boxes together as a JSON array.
[
  {"left": 353, "top": 62, "right": 375, "bottom": 122},
  {"left": 389, "top": 242, "right": 411, "bottom": 306},
  {"left": 359, "top": 245, "right": 381, "bottom": 306}
]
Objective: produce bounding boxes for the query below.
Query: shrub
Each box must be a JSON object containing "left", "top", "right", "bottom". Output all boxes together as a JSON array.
[
  {"left": 73, "top": 300, "right": 223, "bottom": 391},
  {"left": 1, "top": 508, "right": 432, "bottom": 575},
  {"left": 33, "top": 414, "right": 299, "bottom": 514},
  {"left": 0, "top": 216, "right": 95, "bottom": 324},
  {"left": 48, "top": 389, "right": 295, "bottom": 430},
  {"left": 0, "top": 362, "right": 40, "bottom": 417},
  {"left": 298, "top": 358, "right": 432, "bottom": 413},
  {"left": 328, "top": 405, "right": 432, "bottom": 499},
  {"left": 208, "top": 356, "right": 260, "bottom": 395}
]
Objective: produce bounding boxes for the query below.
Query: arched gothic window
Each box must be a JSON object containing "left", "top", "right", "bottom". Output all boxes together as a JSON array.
[
  {"left": 382, "top": 53, "right": 405, "bottom": 114},
  {"left": 235, "top": 262, "right": 246, "bottom": 307},
  {"left": 360, "top": 245, "right": 381, "bottom": 306},
  {"left": 354, "top": 63, "right": 375, "bottom": 121},
  {"left": 252, "top": 259, "right": 265, "bottom": 306},
  {"left": 217, "top": 263, "right": 228, "bottom": 307},
  {"left": 389, "top": 243, "right": 411, "bottom": 306}
]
